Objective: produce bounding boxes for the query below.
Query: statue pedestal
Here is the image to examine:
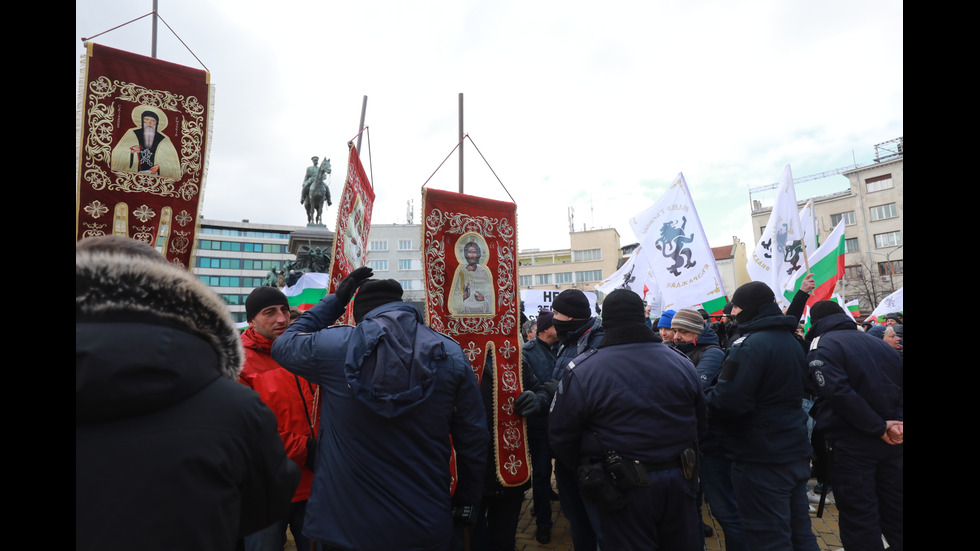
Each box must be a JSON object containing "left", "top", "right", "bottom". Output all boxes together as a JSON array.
[{"left": 289, "top": 226, "right": 334, "bottom": 257}]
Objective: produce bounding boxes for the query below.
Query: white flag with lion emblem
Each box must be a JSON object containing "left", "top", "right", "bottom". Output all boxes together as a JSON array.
[{"left": 629, "top": 173, "right": 728, "bottom": 314}]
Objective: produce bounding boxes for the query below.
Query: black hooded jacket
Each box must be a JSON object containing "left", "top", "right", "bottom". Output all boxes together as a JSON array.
[{"left": 76, "top": 248, "right": 299, "bottom": 551}]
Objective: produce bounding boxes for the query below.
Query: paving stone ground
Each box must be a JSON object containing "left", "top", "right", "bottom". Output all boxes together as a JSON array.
[{"left": 287, "top": 476, "right": 845, "bottom": 550}]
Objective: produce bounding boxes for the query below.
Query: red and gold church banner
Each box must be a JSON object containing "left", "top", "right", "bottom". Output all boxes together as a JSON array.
[
  {"left": 327, "top": 144, "right": 375, "bottom": 324},
  {"left": 75, "top": 42, "right": 212, "bottom": 268},
  {"left": 422, "top": 188, "right": 529, "bottom": 487}
]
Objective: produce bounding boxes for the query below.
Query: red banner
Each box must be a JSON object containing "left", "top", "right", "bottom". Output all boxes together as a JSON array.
[
  {"left": 75, "top": 42, "right": 212, "bottom": 268},
  {"left": 327, "top": 144, "right": 375, "bottom": 324},
  {"left": 422, "top": 188, "right": 529, "bottom": 487}
]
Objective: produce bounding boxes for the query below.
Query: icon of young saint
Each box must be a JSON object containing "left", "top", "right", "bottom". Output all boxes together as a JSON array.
[{"left": 448, "top": 233, "right": 494, "bottom": 316}]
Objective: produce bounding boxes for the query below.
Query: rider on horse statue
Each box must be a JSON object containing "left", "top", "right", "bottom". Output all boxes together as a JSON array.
[{"left": 302, "top": 156, "right": 332, "bottom": 225}]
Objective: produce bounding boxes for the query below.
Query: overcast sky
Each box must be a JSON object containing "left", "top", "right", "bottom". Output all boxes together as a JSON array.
[{"left": 76, "top": 0, "right": 903, "bottom": 252}]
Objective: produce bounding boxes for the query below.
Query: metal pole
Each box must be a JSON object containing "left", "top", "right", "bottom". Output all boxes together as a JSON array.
[
  {"left": 458, "top": 93, "right": 464, "bottom": 194},
  {"left": 356, "top": 95, "right": 368, "bottom": 152},
  {"left": 151, "top": 0, "right": 158, "bottom": 58}
]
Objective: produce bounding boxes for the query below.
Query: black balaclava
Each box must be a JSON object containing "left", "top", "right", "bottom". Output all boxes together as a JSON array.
[{"left": 730, "top": 281, "right": 775, "bottom": 324}]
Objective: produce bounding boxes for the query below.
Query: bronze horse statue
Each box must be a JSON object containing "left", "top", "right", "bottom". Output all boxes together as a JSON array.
[
  {"left": 306, "top": 175, "right": 331, "bottom": 225},
  {"left": 302, "top": 157, "right": 332, "bottom": 225}
]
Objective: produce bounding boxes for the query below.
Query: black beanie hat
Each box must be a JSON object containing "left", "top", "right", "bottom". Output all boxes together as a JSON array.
[
  {"left": 600, "top": 289, "right": 646, "bottom": 330},
  {"left": 551, "top": 289, "right": 591, "bottom": 319},
  {"left": 352, "top": 279, "right": 403, "bottom": 323},
  {"left": 730, "top": 281, "right": 775, "bottom": 323},
  {"left": 809, "top": 300, "right": 845, "bottom": 323},
  {"left": 535, "top": 309, "right": 554, "bottom": 333},
  {"left": 246, "top": 286, "right": 290, "bottom": 321}
]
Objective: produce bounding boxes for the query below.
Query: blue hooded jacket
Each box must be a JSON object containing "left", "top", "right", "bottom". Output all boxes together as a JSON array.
[{"left": 272, "top": 296, "right": 487, "bottom": 550}]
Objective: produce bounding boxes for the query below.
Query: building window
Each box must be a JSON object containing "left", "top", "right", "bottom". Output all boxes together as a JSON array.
[
  {"left": 368, "top": 259, "right": 388, "bottom": 271},
  {"left": 555, "top": 272, "right": 574, "bottom": 284},
  {"left": 878, "top": 260, "right": 903, "bottom": 276},
  {"left": 869, "top": 203, "right": 899, "bottom": 222},
  {"left": 844, "top": 238, "right": 860, "bottom": 253},
  {"left": 865, "top": 174, "right": 893, "bottom": 192},
  {"left": 830, "top": 211, "right": 856, "bottom": 226},
  {"left": 398, "top": 239, "right": 413, "bottom": 250},
  {"left": 874, "top": 231, "right": 902, "bottom": 248},
  {"left": 398, "top": 279, "right": 421, "bottom": 290},
  {"left": 844, "top": 265, "right": 863, "bottom": 279},
  {"left": 575, "top": 270, "right": 603, "bottom": 282},
  {"left": 573, "top": 248, "right": 602, "bottom": 262},
  {"left": 369, "top": 240, "right": 388, "bottom": 251},
  {"left": 536, "top": 274, "right": 552, "bottom": 285},
  {"left": 519, "top": 275, "right": 532, "bottom": 287},
  {"left": 398, "top": 259, "right": 420, "bottom": 271}
]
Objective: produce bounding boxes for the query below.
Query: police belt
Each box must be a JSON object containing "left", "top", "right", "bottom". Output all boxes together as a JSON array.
[{"left": 637, "top": 458, "right": 683, "bottom": 472}]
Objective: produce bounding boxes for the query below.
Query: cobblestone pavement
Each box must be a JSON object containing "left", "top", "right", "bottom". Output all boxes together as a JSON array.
[{"left": 287, "top": 477, "right": 844, "bottom": 550}]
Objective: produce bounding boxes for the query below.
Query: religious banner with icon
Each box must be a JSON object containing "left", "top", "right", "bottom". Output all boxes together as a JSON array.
[
  {"left": 422, "top": 187, "right": 529, "bottom": 487},
  {"left": 326, "top": 143, "right": 375, "bottom": 324},
  {"left": 75, "top": 42, "right": 213, "bottom": 268}
]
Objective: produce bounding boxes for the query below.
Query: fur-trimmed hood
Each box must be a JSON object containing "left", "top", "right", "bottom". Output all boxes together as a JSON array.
[{"left": 76, "top": 248, "right": 244, "bottom": 423}]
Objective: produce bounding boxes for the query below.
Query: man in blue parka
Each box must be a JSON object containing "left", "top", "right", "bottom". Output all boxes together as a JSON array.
[
  {"left": 804, "top": 301, "right": 903, "bottom": 551},
  {"left": 272, "top": 270, "right": 488, "bottom": 551}
]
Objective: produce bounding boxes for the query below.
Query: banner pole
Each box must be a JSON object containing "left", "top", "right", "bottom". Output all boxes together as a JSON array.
[
  {"left": 356, "top": 95, "right": 367, "bottom": 152},
  {"left": 458, "top": 93, "right": 464, "bottom": 193},
  {"left": 151, "top": 0, "right": 158, "bottom": 58}
]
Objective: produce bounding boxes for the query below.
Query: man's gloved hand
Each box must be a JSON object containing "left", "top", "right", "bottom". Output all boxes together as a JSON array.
[
  {"left": 335, "top": 266, "right": 373, "bottom": 305},
  {"left": 541, "top": 379, "right": 559, "bottom": 400},
  {"left": 515, "top": 390, "right": 545, "bottom": 417}
]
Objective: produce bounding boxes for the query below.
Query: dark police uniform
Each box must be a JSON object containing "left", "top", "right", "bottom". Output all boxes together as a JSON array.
[
  {"left": 806, "top": 312, "right": 903, "bottom": 551},
  {"left": 550, "top": 340, "right": 706, "bottom": 550}
]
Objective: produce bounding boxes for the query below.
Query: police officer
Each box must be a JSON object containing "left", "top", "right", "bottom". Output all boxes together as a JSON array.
[
  {"left": 805, "top": 301, "right": 903, "bottom": 551},
  {"left": 550, "top": 289, "right": 706, "bottom": 550},
  {"left": 705, "top": 281, "right": 818, "bottom": 551}
]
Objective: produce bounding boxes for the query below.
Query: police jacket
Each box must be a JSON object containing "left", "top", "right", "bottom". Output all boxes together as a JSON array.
[
  {"left": 705, "top": 302, "right": 812, "bottom": 464},
  {"left": 272, "top": 296, "right": 488, "bottom": 551},
  {"left": 804, "top": 312, "right": 903, "bottom": 442},
  {"left": 549, "top": 335, "right": 706, "bottom": 470}
]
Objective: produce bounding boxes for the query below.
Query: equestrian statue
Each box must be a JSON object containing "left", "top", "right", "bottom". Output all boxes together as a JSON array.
[{"left": 301, "top": 156, "right": 332, "bottom": 225}]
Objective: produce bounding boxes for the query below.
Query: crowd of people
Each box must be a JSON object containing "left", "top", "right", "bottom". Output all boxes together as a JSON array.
[{"left": 76, "top": 235, "right": 902, "bottom": 551}]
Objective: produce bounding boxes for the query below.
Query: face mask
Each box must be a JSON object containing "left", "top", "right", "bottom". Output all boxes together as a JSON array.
[{"left": 553, "top": 318, "right": 589, "bottom": 343}]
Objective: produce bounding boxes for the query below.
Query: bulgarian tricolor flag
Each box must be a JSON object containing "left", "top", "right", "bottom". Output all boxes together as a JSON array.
[
  {"left": 282, "top": 272, "right": 331, "bottom": 311},
  {"left": 783, "top": 219, "right": 846, "bottom": 310}
]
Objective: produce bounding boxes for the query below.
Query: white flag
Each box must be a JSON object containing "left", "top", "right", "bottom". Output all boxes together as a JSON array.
[
  {"left": 629, "top": 173, "right": 728, "bottom": 313},
  {"left": 594, "top": 245, "right": 655, "bottom": 298},
  {"left": 798, "top": 198, "right": 817, "bottom": 255},
  {"left": 747, "top": 164, "right": 806, "bottom": 307},
  {"left": 865, "top": 287, "right": 903, "bottom": 322}
]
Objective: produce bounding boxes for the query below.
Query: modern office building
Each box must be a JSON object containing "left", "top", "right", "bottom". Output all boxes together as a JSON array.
[
  {"left": 750, "top": 137, "right": 903, "bottom": 313},
  {"left": 517, "top": 227, "right": 622, "bottom": 298},
  {"left": 194, "top": 218, "right": 309, "bottom": 323},
  {"left": 361, "top": 223, "right": 425, "bottom": 312}
]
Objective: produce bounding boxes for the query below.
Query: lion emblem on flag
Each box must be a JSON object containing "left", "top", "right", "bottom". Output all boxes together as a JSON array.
[{"left": 655, "top": 216, "right": 697, "bottom": 276}]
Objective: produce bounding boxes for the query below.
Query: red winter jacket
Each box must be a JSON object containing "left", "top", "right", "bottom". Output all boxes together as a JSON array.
[{"left": 239, "top": 328, "right": 319, "bottom": 502}]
